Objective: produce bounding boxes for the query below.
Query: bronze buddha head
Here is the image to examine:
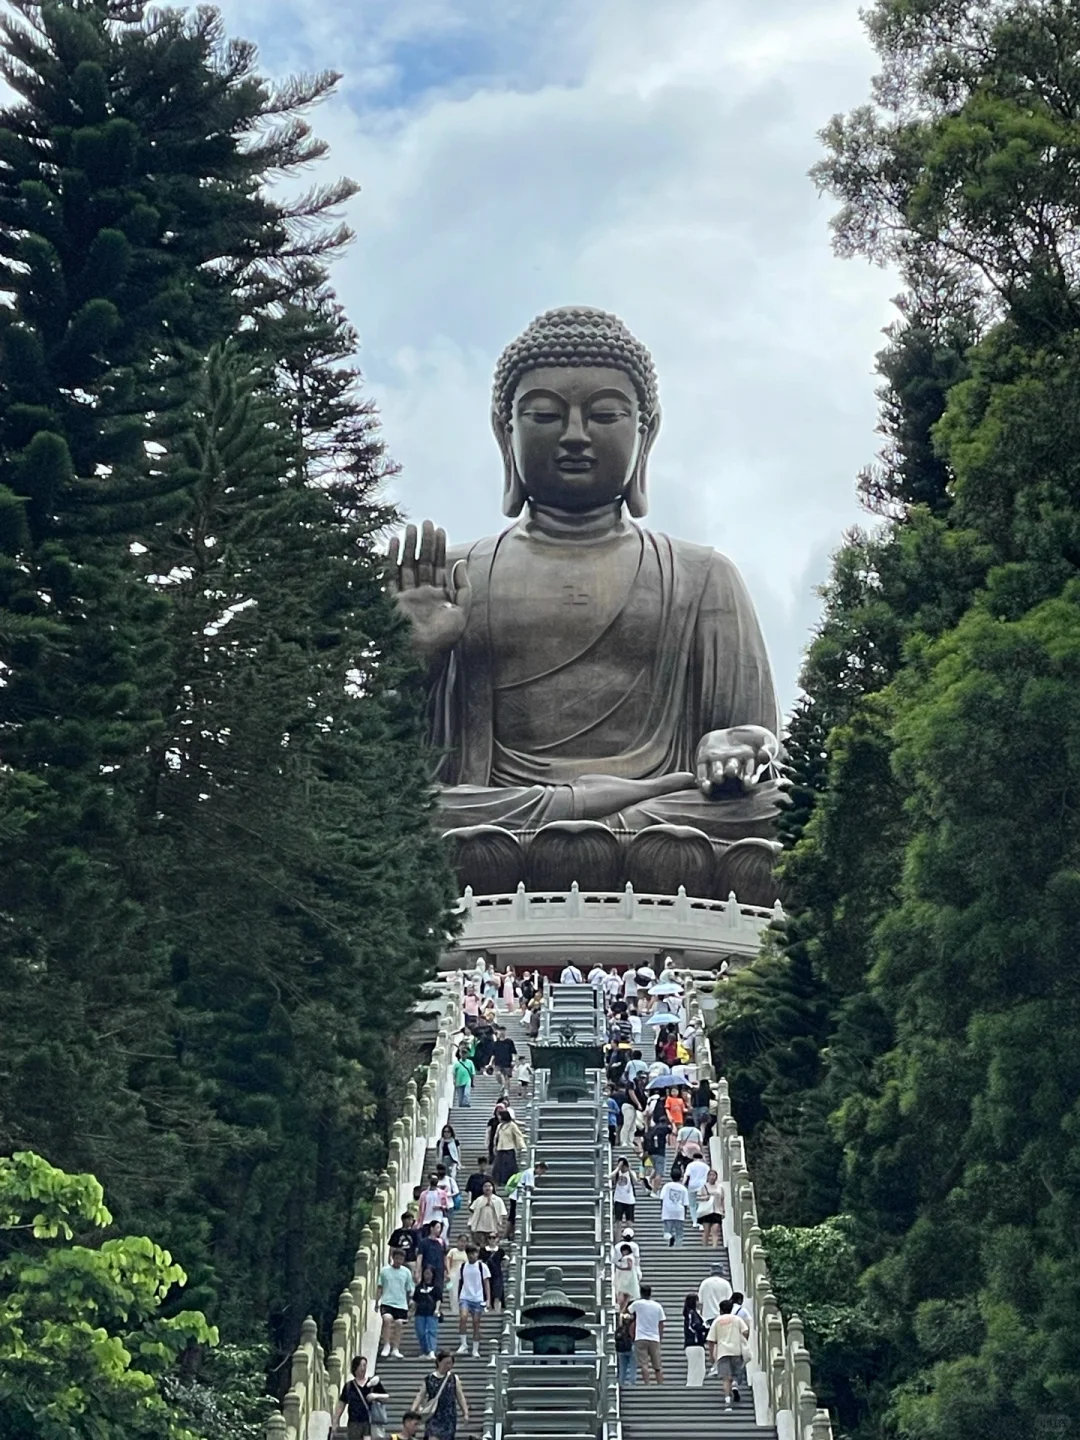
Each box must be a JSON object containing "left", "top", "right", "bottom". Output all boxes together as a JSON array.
[{"left": 491, "top": 306, "right": 661, "bottom": 518}]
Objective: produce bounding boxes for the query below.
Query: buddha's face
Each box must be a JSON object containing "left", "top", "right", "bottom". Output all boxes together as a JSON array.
[{"left": 505, "top": 364, "right": 647, "bottom": 512}]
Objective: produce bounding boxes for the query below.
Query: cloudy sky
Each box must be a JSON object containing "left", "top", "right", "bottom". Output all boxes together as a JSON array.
[{"left": 218, "top": 0, "right": 898, "bottom": 714}]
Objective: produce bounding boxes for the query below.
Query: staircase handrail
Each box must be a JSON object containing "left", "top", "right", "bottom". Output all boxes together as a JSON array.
[
  {"left": 264, "top": 975, "right": 464, "bottom": 1440},
  {"left": 688, "top": 963, "right": 833, "bottom": 1440}
]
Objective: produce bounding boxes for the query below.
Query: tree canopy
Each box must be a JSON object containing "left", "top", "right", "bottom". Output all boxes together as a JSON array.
[
  {"left": 713, "top": 3, "right": 1080, "bottom": 1436},
  {"left": 0, "top": 0, "right": 456, "bottom": 1406},
  {"left": 0, "top": 1151, "right": 216, "bottom": 1440}
]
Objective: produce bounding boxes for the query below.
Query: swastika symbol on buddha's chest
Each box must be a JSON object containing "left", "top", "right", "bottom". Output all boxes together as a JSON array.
[{"left": 562, "top": 583, "right": 591, "bottom": 606}]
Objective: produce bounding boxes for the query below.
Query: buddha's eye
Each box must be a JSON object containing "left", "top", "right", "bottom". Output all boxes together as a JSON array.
[
  {"left": 590, "top": 409, "right": 627, "bottom": 425},
  {"left": 527, "top": 409, "right": 562, "bottom": 424}
]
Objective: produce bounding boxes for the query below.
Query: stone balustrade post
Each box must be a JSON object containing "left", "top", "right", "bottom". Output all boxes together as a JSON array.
[
  {"left": 388, "top": 1118, "right": 405, "bottom": 1166},
  {"left": 282, "top": 1390, "right": 301, "bottom": 1440},
  {"left": 758, "top": 1289, "right": 781, "bottom": 1377},
  {"left": 300, "top": 1316, "right": 321, "bottom": 1412},
  {"left": 266, "top": 1414, "right": 288, "bottom": 1440},
  {"left": 770, "top": 1348, "right": 787, "bottom": 1417},
  {"left": 358, "top": 1227, "right": 375, "bottom": 1291},
  {"left": 513, "top": 881, "right": 528, "bottom": 920},
  {"left": 290, "top": 1341, "right": 309, "bottom": 1399},
  {"left": 403, "top": 1080, "right": 418, "bottom": 1145},
  {"left": 811, "top": 1407, "right": 835, "bottom": 1439},
  {"left": 420, "top": 1081, "right": 436, "bottom": 1138}
]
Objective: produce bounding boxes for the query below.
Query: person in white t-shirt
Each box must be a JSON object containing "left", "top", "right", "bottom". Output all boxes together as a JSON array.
[
  {"left": 707, "top": 1299, "right": 750, "bottom": 1407},
  {"left": 683, "top": 1156, "right": 710, "bottom": 1224},
  {"left": 611, "top": 1158, "right": 638, "bottom": 1223},
  {"left": 588, "top": 963, "right": 606, "bottom": 989},
  {"left": 629, "top": 1286, "right": 666, "bottom": 1385},
  {"left": 659, "top": 1177, "right": 690, "bottom": 1248},
  {"left": 603, "top": 970, "right": 622, "bottom": 1004},
  {"left": 698, "top": 1263, "right": 734, "bottom": 1333},
  {"left": 559, "top": 962, "right": 583, "bottom": 984},
  {"left": 455, "top": 1246, "right": 492, "bottom": 1359},
  {"left": 621, "top": 968, "right": 639, "bottom": 1001}
]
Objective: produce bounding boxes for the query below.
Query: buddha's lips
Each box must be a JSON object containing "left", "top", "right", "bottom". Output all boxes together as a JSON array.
[{"left": 557, "top": 457, "right": 596, "bottom": 472}]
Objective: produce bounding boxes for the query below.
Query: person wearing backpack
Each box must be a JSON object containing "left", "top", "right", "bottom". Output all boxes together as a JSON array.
[{"left": 614, "top": 1308, "right": 637, "bottom": 1386}]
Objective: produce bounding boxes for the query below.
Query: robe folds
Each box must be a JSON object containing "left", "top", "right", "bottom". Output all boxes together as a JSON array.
[{"left": 428, "top": 522, "right": 782, "bottom": 839}]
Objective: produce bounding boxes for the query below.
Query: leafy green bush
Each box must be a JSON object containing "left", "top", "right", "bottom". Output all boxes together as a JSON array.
[{"left": 0, "top": 1152, "right": 216, "bottom": 1440}]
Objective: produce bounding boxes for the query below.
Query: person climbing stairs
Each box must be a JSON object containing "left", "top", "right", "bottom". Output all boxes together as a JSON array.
[{"left": 378, "top": 1006, "right": 531, "bottom": 1434}]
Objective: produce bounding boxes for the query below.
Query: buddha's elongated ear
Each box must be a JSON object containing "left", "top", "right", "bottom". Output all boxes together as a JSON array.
[
  {"left": 626, "top": 408, "right": 661, "bottom": 519},
  {"left": 493, "top": 407, "right": 526, "bottom": 517}
]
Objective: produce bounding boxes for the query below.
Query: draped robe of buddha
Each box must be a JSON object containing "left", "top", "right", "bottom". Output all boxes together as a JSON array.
[{"left": 428, "top": 513, "right": 782, "bottom": 840}]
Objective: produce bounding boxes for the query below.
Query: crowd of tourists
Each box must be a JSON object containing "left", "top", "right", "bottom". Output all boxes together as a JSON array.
[
  {"left": 334, "top": 965, "right": 544, "bottom": 1440},
  {"left": 577, "top": 958, "right": 756, "bottom": 1412},
  {"left": 333, "top": 955, "right": 749, "bottom": 1436}
]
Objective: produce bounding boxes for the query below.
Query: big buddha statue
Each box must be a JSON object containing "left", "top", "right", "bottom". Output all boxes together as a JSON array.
[{"left": 389, "top": 307, "right": 787, "bottom": 902}]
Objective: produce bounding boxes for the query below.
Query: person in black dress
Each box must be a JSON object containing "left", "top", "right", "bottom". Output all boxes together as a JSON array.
[{"left": 332, "top": 1355, "right": 388, "bottom": 1440}]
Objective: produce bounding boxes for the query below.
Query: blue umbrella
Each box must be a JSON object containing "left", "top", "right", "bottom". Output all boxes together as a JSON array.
[
  {"left": 647, "top": 1073, "right": 686, "bottom": 1092},
  {"left": 645, "top": 1012, "right": 681, "bottom": 1026}
]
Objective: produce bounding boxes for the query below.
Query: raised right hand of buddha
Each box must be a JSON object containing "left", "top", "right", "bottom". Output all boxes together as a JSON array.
[{"left": 387, "top": 520, "right": 472, "bottom": 659}]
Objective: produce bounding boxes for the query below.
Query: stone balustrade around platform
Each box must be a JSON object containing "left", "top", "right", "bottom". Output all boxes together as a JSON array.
[
  {"left": 450, "top": 882, "right": 782, "bottom": 967},
  {"left": 264, "top": 977, "right": 464, "bottom": 1440}
]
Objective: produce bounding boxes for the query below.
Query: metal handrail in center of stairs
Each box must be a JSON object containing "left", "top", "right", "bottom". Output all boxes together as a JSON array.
[{"left": 482, "top": 981, "right": 620, "bottom": 1440}]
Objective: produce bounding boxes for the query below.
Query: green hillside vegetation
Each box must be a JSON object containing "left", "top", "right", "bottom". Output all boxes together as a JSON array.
[
  {"left": 0, "top": 0, "right": 456, "bottom": 1418},
  {"left": 714, "top": 4, "right": 1080, "bottom": 1436}
]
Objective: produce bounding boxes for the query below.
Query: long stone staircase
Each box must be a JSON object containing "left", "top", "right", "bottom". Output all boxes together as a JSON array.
[
  {"left": 266, "top": 972, "right": 836, "bottom": 1440},
  {"left": 617, "top": 1151, "right": 768, "bottom": 1438},
  {"left": 381, "top": 1007, "right": 532, "bottom": 1433}
]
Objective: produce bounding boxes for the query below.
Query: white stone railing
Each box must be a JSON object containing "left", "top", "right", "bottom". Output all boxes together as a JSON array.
[
  {"left": 265, "top": 977, "right": 463, "bottom": 1440},
  {"left": 679, "top": 970, "right": 716, "bottom": 1081},
  {"left": 453, "top": 882, "right": 781, "bottom": 963},
  {"left": 710, "top": 1073, "right": 834, "bottom": 1440}
]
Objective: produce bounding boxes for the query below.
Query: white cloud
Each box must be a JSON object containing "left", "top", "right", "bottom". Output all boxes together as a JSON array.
[{"left": 220, "top": 0, "right": 897, "bottom": 711}]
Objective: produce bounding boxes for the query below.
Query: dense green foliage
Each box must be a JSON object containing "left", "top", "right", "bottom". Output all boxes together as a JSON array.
[
  {"left": 0, "top": 1151, "right": 215, "bottom": 1439},
  {"left": 713, "top": 3, "right": 1080, "bottom": 1436},
  {"left": 0, "top": 0, "right": 455, "bottom": 1398}
]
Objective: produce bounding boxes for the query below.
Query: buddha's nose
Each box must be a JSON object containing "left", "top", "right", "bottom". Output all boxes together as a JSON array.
[{"left": 561, "top": 408, "right": 589, "bottom": 448}]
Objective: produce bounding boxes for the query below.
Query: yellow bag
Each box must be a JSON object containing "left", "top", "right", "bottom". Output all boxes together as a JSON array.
[{"left": 676, "top": 1041, "right": 690, "bottom": 1064}]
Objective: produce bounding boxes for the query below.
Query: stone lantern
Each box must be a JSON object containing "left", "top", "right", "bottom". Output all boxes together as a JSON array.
[
  {"left": 516, "top": 1267, "right": 593, "bottom": 1356},
  {"left": 529, "top": 1021, "right": 606, "bottom": 1103}
]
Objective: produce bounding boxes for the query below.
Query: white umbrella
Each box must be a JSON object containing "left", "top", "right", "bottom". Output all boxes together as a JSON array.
[{"left": 649, "top": 979, "right": 683, "bottom": 996}]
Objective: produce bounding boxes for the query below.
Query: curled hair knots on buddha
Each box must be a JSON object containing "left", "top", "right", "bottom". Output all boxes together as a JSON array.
[{"left": 492, "top": 305, "right": 659, "bottom": 432}]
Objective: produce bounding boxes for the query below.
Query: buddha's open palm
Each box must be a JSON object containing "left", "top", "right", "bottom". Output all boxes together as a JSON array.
[{"left": 387, "top": 521, "right": 472, "bottom": 658}]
